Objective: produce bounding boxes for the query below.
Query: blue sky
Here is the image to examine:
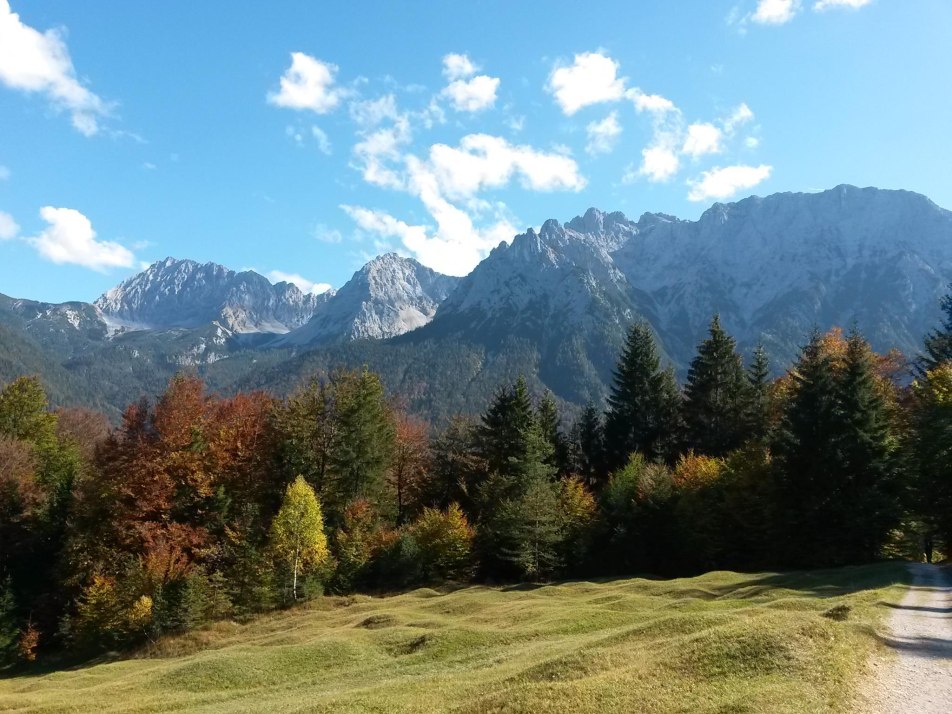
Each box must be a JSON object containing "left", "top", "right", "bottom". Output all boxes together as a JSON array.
[{"left": 0, "top": 0, "right": 950, "bottom": 303}]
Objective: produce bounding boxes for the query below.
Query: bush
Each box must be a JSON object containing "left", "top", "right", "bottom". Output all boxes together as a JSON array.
[{"left": 411, "top": 504, "right": 474, "bottom": 582}]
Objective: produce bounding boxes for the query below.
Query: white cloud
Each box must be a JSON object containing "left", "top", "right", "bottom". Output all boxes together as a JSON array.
[
  {"left": 639, "top": 145, "right": 680, "bottom": 182},
  {"left": 268, "top": 52, "right": 348, "bottom": 114},
  {"left": 723, "top": 103, "right": 755, "bottom": 133},
  {"left": 25, "top": 206, "right": 135, "bottom": 270},
  {"left": 752, "top": 0, "right": 801, "bottom": 24},
  {"left": 0, "top": 210, "right": 18, "bottom": 240},
  {"left": 349, "top": 94, "right": 399, "bottom": 127},
  {"left": 442, "top": 53, "right": 478, "bottom": 81},
  {"left": 266, "top": 269, "right": 332, "bottom": 295},
  {"left": 586, "top": 111, "right": 622, "bottom": 155},
  {"left": 682, "top": 122, "right": 723, "bottom": 158},
  {"left": 311, "top": 125, "right": 332, "bottom": 154},
  {"left": 627, "top": 88, "right": 677, "bottom": 115},
  {"left": 351, "top": 115, "right": 412, "bottom": 189},
  {"left": 745, "top": 136, "right": 761, "bottom": 149},
  {"left": 442, "top": 74, "right": 499, "bottom": 112},
  {"left": 0, "top": 165, "right": 9, "bottom": 180},
  {"left": 687, "top": 164, "right": 773, "bottom": 202},
  {"left": 313, "top": 223, "right": 342, "bottom": 243},
  {"left": 0, "top": 0, "right": 111, "bottom": 135},
  {"left": 142, "top": 161, "right": 157, "bottom": 170},
  {"left": 547, "top": 51, "right": 626, "bottom": 115},
  {"left": 814, "top": 0, "right": 871, "bottom": 9},
  {"left": 427, "top": 133, "right": 586, "bottom": 199}
]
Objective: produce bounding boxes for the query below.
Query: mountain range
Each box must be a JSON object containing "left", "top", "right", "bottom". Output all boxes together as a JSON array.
[{"left": 1, "top": 185, "right": 949, "bottom": 422}]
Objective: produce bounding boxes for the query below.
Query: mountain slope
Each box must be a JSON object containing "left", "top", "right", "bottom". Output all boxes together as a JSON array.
[
  {"left": 280, "top": 253, "right": 459, "bottom": 346},
  {"left": 95, "top": 258, "right": 330, "bottom": 334}
]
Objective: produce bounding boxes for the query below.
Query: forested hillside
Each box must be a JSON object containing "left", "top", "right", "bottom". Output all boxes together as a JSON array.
[{"left": 3, "top": 288, "right": 951, "bottom": 667}]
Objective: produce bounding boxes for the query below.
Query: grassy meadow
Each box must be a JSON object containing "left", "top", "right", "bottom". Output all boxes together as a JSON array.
[{"left": 0, "top": 563, "right": 909, "bottom": 713}]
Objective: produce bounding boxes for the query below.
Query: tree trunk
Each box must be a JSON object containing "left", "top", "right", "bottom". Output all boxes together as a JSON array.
[{"left": 293, "top": 547, "right": 299, "bottom": 600}]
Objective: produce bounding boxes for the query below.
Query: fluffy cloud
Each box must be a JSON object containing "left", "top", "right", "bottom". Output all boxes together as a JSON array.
[
  {"left": 442, "top": 74, "right": 499, "bottom": 112},
  {"left": 723, "top": 103, "right": 755, "bottom": 133},
  {"left": 268, "top": 52, "right": 348, "bottom": 114},
  {"left": 442, "top": 53, "right": 478, "bottom": 81},
  {"left": 351, "top": 115, "right": 412, "bottom": 189},
  {"left": 547, "top": 51, "right": 626, "bottom": 115},
  {"left": 814, "top": 0, "right": 871, "bottom": 8},
  {"left": 639, "top": 145, "right": 680, "bottom": 182},
  {"left": 349, "top": 94, "right": 400, "bottom": 127},
  {"left": 687, "top": 164, "right": 773, "bottom": 202},
  {"left": 0, "top": 210, "right": 18, "bottom": 240},
  {"left": 265, "top": 270, "right": 332, "bottom": 295},
  {"left": 586, "top": 112, "right": 622, "bottom": 155},
  {"left": 427, "top": 134, "right": 586, "bottom": 198},
  {"left": 627, "top": 88, "right": 677, "bottom": 115},
  {"left": 26, "top": 206, "right": 135, "bottom": 270},
  {"left": 682, "top": 122, "right": 723, "bottom": 158},
  {"left": 752, "top": 0, "right": 801, "bottom": 24},
  {"left": 0, "top": 0, "right": 111, "bottom": 135}
]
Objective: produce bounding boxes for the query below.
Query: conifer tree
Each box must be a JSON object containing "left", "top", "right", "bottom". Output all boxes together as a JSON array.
[
  {"left": 537, "top": 391, "right": 569, "bottom": 475},
  {"left": 773, "top": 331, "right": 845, "bottom": 565},
  {"left": 682, "top": 315, "right": 750, "bottom": 456},
  {"left": 919, "top": 285, "right": 952, "bottom": 373},
  {"left": 836, "top": 329, "right": 900, "bottom": 560},
  {"left": 326, "top": 369, "right": 396, "bottom": 520},
  {"left": 570, "top": 403, "right": 606, "bottom": 487},
  {"left": 745, "top": 343, "right": 772, "bottom": 442},
  {"left": 604, "top": 322, "right": 683, "bottom": 467},
  {"left": 476, "top": 376, "right": 541, "bottom": 483}
]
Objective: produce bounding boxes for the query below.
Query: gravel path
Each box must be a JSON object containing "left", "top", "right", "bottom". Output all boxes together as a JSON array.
[{"left": 861, "top": 563, "right": 952, "bottom": 713}]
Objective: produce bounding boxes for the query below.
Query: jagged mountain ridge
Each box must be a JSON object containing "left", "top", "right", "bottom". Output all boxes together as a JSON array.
[
  {"left": 2, "top": 185, "right": 951, "bottom": 422},
  {"left": 94, "top": 257, "right": 331, "bottom": 334},
  {"left": 279, "top": 253, "right": 461, "bottom": 347}
]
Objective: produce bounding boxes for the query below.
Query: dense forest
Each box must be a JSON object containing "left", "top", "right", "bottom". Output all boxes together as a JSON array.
[{"left": 2, "top": 291, "right": 952, "bottom": 668}]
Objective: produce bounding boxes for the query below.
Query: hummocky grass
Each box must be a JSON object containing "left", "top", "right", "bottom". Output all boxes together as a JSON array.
[{"left": 0, "top": 563, "right": 909, "bottom": 713}]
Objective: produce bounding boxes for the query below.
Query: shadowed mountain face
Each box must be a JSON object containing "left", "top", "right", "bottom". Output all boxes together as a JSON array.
[{"left": 2, "top": 185, "right": 950, "bottom": 421}]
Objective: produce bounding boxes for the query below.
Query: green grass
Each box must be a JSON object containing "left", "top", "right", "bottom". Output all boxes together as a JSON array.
[{"left": 0, "top": 563, "right": 910, "bottom": 713}]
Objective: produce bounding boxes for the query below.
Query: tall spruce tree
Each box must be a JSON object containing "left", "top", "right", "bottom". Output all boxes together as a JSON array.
[
  {"left": 537, "top": 391, "right": 569, "bottom": 475},
  {"left": 476, "top": 376, "right": 539, "bottom": 483},
  {"left": 919, "top": 285, "right": 952, "bottom": 373},
  {"left": 773, "top": 331, "right": 845, "bottom": 566},
  {"left": 604, "top": 322, "right": 683, "bottom": 467},
  {"left": 836, "top": 330, "right": 900, "bottom": 561},
  {"left": 745, "top": 343, "right": 772, "bottom": 442},
  {"left": 570, "top": 403, "right": 606, "bottom": 487},
  {"left": 682, "top": 315, "right": 750, "bottom": 456}
]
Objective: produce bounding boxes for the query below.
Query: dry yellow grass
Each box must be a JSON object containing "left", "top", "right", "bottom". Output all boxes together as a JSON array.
[{"left": 0, "top": 563, "right": 908, "bottom": 713}]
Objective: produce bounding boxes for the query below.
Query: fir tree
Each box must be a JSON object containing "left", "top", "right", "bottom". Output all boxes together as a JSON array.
[
  {"left": 604, "top": 322, "right": 683, "bottom": 467},
  {"left": 836, "top": 329, "right": 900, "bottom": 561},
  {"left": 682, "top": 315, "right": 750, "bottom": 456},
  {"left": 570, "top": 403, "right": 606, "bottom": 487},
  {"left": 476, "top": 376, "right": 543, "bottom": 483},
  {"left": 537, "top": 391, "right": 569, "bottom": 475},
  {"left": 919, "top": 285, "right": 952, "bottom": 373},
  {"left": 745, "top": 343, "right": 772, "bottom": 442},
  {"left": 772, "top": 330, "right": 845, "bottom": 566}
]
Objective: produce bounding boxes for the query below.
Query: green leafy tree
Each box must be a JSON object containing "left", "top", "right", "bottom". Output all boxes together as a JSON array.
[
  {"left": 682, "top": 316, "right": 750, "bottom": 456},
  {"left": 604, "top": 322, "right": 683, "bottom": 467},
  {"left": 270, "top": 476, "right": 329, "bottom": 600},
  {"left": 913, "top": 363, "right": 952, "bottom": 550},
  {"left": 411, "top": 504, "right": 474, "bottom": 581}
]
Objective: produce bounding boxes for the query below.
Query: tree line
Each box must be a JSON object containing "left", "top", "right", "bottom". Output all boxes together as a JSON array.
[{"left": 2, "top": 293, "right": 952, "bottom": 665}]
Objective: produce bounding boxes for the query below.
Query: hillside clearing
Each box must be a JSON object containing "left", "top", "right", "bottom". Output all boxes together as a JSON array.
[{"left": 0, "top": 563, "right": 909, "bottom": 713}]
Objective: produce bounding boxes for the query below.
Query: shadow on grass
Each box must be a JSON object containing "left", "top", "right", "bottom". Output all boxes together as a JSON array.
[
  {"left": 880, "top": 602, "right": 952, "bottom": 615},
  {"left": 701, "top": 561, "right": 915, "bottom": 600}
]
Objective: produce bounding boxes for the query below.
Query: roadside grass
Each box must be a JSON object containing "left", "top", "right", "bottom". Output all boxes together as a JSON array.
[{"left": 0, "top": 562, "right": 910, "bottom": 713}]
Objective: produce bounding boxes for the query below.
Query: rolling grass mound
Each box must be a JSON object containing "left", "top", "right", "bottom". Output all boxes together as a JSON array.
[{"left": 0, "top": 563, "right": 908, "bottom": 713}]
